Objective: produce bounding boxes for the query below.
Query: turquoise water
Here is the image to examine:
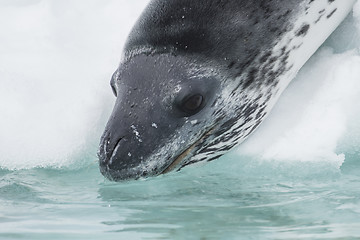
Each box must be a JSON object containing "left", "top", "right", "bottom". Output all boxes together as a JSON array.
[
  {"left": 1, "top": 1, "right": 360, "bottom": 239},
  {"left": 1, "top": 155, "right": 360, "bottom": 239}
]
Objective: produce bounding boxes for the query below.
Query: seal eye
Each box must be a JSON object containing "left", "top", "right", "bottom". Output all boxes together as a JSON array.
[
  {"left": 181, "top": 94, "right": 204, "bottom": 114},
  {"left": 111, "top": 83, "right": 117, "bottom": 97}
]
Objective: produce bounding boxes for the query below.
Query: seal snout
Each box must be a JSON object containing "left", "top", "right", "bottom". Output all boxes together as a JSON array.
[
  {"left": 98, "top": 131, "right": 128, "bottom": 175},
  {"left": 98, "top": 137, "right": 137, "bottom": 181},
  {"left": 98, "top": 121, "right": 166, "bottom": 181}
]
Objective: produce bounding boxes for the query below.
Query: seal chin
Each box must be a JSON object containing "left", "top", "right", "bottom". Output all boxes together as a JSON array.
[
  {"left": 98, "top": 147, "right": 163, "bottom": 181},
  {"left": 99, "top": 164, "right": 146, "bottom": 181},
  {"left": 99, "top": 153, "right": 163, "bottom": 181},
  {"left": 99, "top": 146, "right": 190, "bottom": 181},
  {"left": 99, "top": 125, "right": 217, "bottom": 181}
]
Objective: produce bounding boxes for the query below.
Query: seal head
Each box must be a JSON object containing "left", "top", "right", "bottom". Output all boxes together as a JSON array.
[
  {"left": 99, "top": 0, "right": 356, "bottom": 180},
  {"left": 99, "top": 54, "right": 221, "bottom": 180}
]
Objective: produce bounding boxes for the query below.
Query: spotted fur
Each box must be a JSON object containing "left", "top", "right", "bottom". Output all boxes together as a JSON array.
[{"left": 99, "top": 0, "right": 356, "bottom": 180}]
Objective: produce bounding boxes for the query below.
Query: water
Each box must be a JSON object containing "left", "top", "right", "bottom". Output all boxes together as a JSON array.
[
  {"left": 1, "top": 1, "right": 360, "bottom": 239},
  {"left": 1, "top": 159, "right": 360, "bottom": 239}
]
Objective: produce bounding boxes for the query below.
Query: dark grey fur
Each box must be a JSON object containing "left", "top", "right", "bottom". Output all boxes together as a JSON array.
[{"left": 99, "top": 0, "right": 346, "bottom": 181}]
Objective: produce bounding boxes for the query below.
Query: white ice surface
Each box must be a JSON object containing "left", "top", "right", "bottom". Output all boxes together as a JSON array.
[{"left": 0, "top": 0, "right": 359, "bottom": 170}]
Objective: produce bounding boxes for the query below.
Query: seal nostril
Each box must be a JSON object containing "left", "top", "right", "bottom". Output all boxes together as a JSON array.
[
  {"left": 114, "top": 137, "right": 123, "bottom": 150},
  {"left": 110, "top": 137, "right": 123, "bottom": 158},
  {"left": 106, "top": 136, "right": 127, "bottom": 165},
  {"left": 99, "top": 131, "right": 127, "bottom": 166}
]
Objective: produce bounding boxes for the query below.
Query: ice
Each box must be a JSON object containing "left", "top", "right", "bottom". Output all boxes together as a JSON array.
[
  {"left": 236, "top": 5, "right": 360, "bottom": 167},
  {"left": 0, "top": 0, "right": 359, "bottom": 170},
  {"left": 0, "top": 0, "right": 150, "bottom": 169}
]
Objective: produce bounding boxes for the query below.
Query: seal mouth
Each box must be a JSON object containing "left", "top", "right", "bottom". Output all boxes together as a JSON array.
[
  {"left": 161, "top": 125, "right": 216, "bottom": 174},
  {"left": 99, "top": 124, "right": 217, "bottom": 180}
]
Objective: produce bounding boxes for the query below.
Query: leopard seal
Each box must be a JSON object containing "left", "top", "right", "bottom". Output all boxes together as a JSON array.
[{"left": 99, "top": 0, "right": 356, "bottom": 181}]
